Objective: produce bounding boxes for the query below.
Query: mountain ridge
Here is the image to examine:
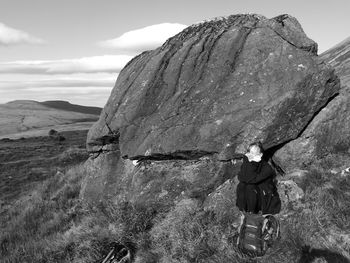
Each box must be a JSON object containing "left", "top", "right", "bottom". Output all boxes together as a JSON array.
[{"left": 4, "top": 100, "right": 102, "bottom": 115}]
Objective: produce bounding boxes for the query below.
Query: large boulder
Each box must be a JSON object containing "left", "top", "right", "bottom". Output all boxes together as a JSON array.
[
  {"left": 80, "top": 15, "right": 346, "bottom": 262},
  {"left": 87, "top": 14, "right": 339, "bottom": 163},
  {"left": 274, "top": 37, "right": 350, "bottom": 172}
]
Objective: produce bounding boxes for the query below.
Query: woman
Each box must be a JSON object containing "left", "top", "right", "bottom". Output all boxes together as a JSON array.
[{"left": 236, "top": 142, "right": 281, "bottom": 215}]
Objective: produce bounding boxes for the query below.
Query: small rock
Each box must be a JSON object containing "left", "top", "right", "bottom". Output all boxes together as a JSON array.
[
  {"left": 48, "top": 129, "right": 58, "bottom": 136},
  {"left": 330, "top": 169, "right": 338, "bottom": 175},
  {"left": 278, "top": 180, "right": 304, "bottom": 210}
]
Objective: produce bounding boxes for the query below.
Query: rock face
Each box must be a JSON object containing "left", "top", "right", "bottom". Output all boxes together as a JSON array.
[
  {"left": 82, "top": 14, "right": 341, "bottom": 210},
  {"left": 80, "top": 15, "right": 347, "bottom": 262},
  {"left": 87, "top": 14, "right": 339, "bottom": 162},
  {"left": 275, "top": 37, "right": 350, "bottom": 172},
  {"left": 81, "top": 152, "right": 240, "bottom": 206}
]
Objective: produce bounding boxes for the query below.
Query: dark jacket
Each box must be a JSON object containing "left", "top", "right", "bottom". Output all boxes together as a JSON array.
[{"left": 236, "top": 156, "right": 281, "bottom": 214}]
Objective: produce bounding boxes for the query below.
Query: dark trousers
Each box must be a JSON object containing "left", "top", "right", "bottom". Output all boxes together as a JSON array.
[{"left": 236, "top": 183, "right": 261, "bottom": 214}]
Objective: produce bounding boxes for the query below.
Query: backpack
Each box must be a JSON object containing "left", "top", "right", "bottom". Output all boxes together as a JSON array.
[{"left": 237, "top": 213, "right": 280, "bottom": 257}]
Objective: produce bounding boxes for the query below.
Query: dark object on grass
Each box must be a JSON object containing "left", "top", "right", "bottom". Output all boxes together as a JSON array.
[
  {"left": 299, "top": 245, "right": 350, "bottom": 263},
  {"left": 99, "top": 242, "right": 131, "bottom": 263},
  {"left": 48, "top": 129, "right": 58, "bottom": 136},
  {"left": 48, "top": 129, "right": 65, "bottom": 142},
  {"left": 57, "top": 135, "right": 65, "bottom": 141}
]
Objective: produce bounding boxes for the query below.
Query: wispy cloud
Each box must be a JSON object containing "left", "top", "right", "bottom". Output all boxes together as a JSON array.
[
  {"left": 98, "top": 23, "right": 187, "bottom": 53},
  {"left": 0, "top": 22, "right": 187, "bottom": 106},
  {"left": 0, "top": 78, "right": 116, "bottom": 89},
  {"left": 0, "top": 54, "right": 131, "bottom": 106},
  {"left": 0, "top": 55, "right": 133, "bottom": 74},
  {"left": 0, "top": 22, "right": 45, "bottom": 46}
]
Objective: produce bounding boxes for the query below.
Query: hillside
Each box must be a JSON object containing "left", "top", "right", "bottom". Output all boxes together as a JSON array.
[
  {"left": 0, "top": 100, "right": 101, "bottom": 138},
  {"left": 39, "top": 100, "right": 102, "bottom": 115},
  {"left": 321, "top": 36, "right": 350, "bottom": 87}
]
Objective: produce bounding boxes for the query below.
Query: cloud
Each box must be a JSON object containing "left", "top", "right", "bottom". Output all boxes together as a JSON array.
[
  {"left": 0, "top": 78, "right": 116, "bottom": 89},
  {"left": 0, "top": 22, "right": 45, "bottom": 46},
  {"left": 0, "top": 55, "right": 133, "bottom": 74},
  {"left": 98, "top": 23, "right": 187, "bottom": 53},
  {"left": 0, "top": 55, "right": 127, "bottom": 106},
  {"left": 0, "top": 75, "right": 117, "bottom": 107}
]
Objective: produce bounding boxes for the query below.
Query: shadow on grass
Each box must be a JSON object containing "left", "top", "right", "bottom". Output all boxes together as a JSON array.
[{"left": 299, "top": 246, "right": 350, "bottom": 263}]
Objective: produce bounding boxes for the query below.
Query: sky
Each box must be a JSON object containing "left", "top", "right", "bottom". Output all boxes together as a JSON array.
[{"left": 0, "top": 0, "right": 349, "bottom": 107}]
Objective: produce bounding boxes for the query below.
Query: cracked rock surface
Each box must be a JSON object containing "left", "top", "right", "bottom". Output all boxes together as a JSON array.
[
  {"left": 87, "top": 14, "right": 339, "bottom": 163},
  {"left": 275, "top": 37, "right": 350, "bottom": 172}
]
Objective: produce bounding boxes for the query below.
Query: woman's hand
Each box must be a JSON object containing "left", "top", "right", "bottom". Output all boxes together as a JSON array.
[
  {"left": 245, "top": 152, "right": 262, "bottom": 162},
  {"left": 250, "top": 154, "right": 262, "bottom": 162}
]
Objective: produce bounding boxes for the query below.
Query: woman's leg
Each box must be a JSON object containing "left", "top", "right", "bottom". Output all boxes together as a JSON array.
[{"left": 245, "top": 184, "right": 259, "bottom": 213}]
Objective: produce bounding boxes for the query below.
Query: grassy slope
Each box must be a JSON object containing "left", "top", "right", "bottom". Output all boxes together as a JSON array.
[
  {"left": 0, "top": 144, "right": 349, "bottom": 262},
  {"left": 0, "top": 122, "right": 96, "bottom": 140},
  {"left": 0, "top": 130, "right": 89, "bottom": 204},
  {"left": 0, "top": 101, "right": 99, "bottom": 138}
]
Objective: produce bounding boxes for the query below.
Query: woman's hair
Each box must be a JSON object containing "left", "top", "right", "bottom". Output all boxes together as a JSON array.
[{"left": 247, "top": 141, "right": 264, "bottom": 154}]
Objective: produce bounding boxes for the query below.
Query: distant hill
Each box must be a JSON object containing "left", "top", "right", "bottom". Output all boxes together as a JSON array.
[
  {"left": 0, "top": 100, "right": 101, "bottom": 139},
  {"left": 39, "top": 100, "right": 102, "bottom": 115},
  {"left": 321, "top": 36, "right": 350, "bottom": 88}
]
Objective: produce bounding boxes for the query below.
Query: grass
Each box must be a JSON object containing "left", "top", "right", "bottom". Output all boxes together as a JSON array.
[
  {"left": 146, "top": 156, "right": 350, "bottom": 262},
  {"left": 299, "top": 168, "right": 329, "bottom": 192},
  {"left": 0, "top": 141, "right": 349, "bottom": 262},
  {"left": 0, "top": 130, "right": 89, "bottom": 203},
  {"left": 0, "top": 163, "right": 163, "bottom": 263},
  {"left": 149, "top": 200, "right": 245, "bottom": 263},
  {"left": 0, "top": 165, "right": 85, "bottom": 262},
  {"left": 2, "top": 168, "right": 349, "bottom": 262}
]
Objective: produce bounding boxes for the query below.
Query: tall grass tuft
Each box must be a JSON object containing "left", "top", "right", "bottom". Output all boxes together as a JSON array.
[
  {"left": 149, "top": 199, "right": 246, "bottom": 262},
  {"left": 0, "top": 163, "right": 166, "bottom": 262}
]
